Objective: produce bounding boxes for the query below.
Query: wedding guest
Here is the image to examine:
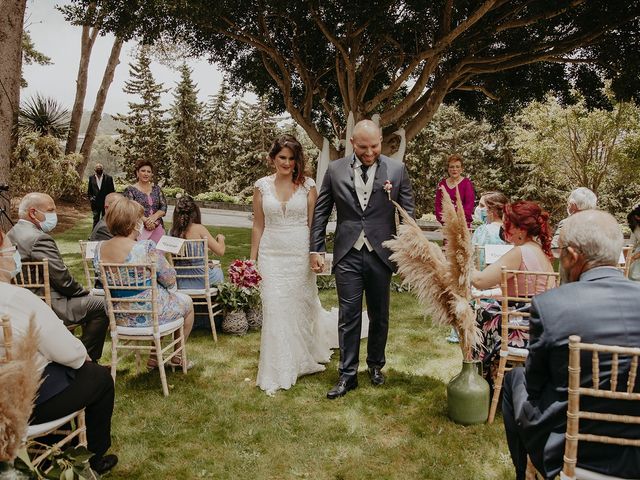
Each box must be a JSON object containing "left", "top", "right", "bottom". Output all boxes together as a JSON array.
[
  {"left": 434, "top": 154, "right": 475, "bottom": 227},
  {"left": 89, "top": 192, "right": 124, "bottom": 241},
  {"left": 0, "top": 229, "right": 118, "bottom": 475},
  {"left": 123, "top": 160, "right": 167, "bottom": 244},
  {"left": 551, "top": 187, "right": 597, "bottom": 258},
  {"left": 502, "top": 210, "right": 640, "bottom": 479},
  {"left": 87, "top": 163, "right": 115, "bottom": 228},
  {"left": 471, "top": 201, "right": 554, "bottom": 379},
  {"left": 169, "top": 195, "right": 225, "bottom": 289},
  {"left": 94, "top": 197, "right": 194, "bottom": 370},
  {"left": 8, "top": 193, "right": 109, "bottom": 362}
]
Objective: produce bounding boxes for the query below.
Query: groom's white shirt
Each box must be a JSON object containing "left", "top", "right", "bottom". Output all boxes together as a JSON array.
[{"left": 352, "top": 156, "right": 375, "bottom": 252}]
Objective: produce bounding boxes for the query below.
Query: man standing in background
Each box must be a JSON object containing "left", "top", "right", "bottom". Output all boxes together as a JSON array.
[{"left": 88, "top": 164, "right": 115, "bottom": 228}]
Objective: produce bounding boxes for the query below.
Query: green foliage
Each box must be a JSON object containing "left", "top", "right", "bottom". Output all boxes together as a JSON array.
[
  {"left": 18, "top": 95, "right": 70, "bottom": 139},
  {"left": 510, "top": 93, "right": 640, "bottom": 220},
  {"left": 11, "top": 133, "right": 83, "bottom": 201},
  {"left": 193, "top": 191, "right": 244, "bottom": 204},
  {"left": 166, "top": 64, "right": 209, "bottom": 194},
  {"left": 216, "top": 282, "right": 249, "bottom": 311},
  {"left": 160, "top": 186, "right": 185, "bottom": 198},
  {"left": 21, "top": 32, "right": 52, "bottom": 88},
  {"left": 112, "top": 46, "right": 169, "bottom": 182}
]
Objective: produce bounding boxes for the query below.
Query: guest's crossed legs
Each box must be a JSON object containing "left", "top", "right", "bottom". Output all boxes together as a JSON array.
[{"left": 334, "top": 247, "right": 391, "bottom": 380}]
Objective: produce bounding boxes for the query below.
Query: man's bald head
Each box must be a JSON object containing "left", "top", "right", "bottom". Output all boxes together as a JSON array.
[
  {"left": 104, "top": 192, "right": 124, "bottom": 211},
  {"left": 18, "top": 193, "right": 55, "bottom": 219},
  {"left": 350, "top": 119, "right": 382, "bottom": 166}
]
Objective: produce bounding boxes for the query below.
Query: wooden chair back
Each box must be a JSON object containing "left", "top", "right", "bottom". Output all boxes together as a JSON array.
[
  {"left": 487, "top": 267, "right": 559, "bottom": 423},
  {"left": 0, "top": 314, "right": 12, "bottom": 363},
  {"left": 167, "top": 239, "right": 210, "bottom": 289},
  {"left": 562, "top": 335, "right": 640, "bottom": 478},
  {"left": 100, "top": 262, "right": 159, "bottom": 333},
  {"left": 12, "top": 259, "right": 52, "bottom": 307},
  {"left": 79, "top": 240, "right": 100, "bottom": 289},
  {"left": 624, "top": 248, "right": 640, "bottom": 279}
]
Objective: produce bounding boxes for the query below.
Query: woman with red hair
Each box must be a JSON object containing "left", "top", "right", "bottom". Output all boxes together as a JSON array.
[{"left": 471, "top": 200, "right": 554, "bottom": 382}]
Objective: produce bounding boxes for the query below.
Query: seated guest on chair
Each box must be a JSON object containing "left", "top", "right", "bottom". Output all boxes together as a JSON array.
[
  {"left": 471, "top": 201, "right": 554, "bottom": 378},
  {"left": 550, "top": 187, "right": 597, "bottom": 258},
  {"left": 502, "top": 209, "right": 640, "bottom": 480},
  {"left": 169, "top": 195, "right": 225, "bottom": 289},
  {"left": 0, "top": 230, "right": 118, "bottom": 475},
  {"left": 94, "top": 197, "right": 195, "bottom": 370},
  {"left": 89, "top": 192, "right": 124, "bottom": 241},
  {"left": 8, "top": 193, "right": 109, "bottom": 362}
]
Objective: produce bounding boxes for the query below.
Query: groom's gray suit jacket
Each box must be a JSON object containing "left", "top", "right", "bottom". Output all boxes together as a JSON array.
[{"left": 310, "top": 154, "right": 415, "bottom": 270}]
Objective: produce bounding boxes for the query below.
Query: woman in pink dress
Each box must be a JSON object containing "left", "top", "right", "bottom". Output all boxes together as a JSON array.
[
  {"left": 123, "top": 159, "right": 167, "bottom": 244},
  {"left": 434, "top": 154, "right": 475, "bottom": 227}
]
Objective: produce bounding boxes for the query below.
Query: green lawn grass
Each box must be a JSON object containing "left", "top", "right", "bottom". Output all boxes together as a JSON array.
[{"left": 53, "top": 217, "right": 512, "bottom": 480}]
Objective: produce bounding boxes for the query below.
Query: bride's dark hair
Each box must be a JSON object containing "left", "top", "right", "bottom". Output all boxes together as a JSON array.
[
  {"left": 268, "top": 134, "right": 306, "bottom": 185},
  {"left": 170, "top": 195, "right": 201, "bottom": 239}
]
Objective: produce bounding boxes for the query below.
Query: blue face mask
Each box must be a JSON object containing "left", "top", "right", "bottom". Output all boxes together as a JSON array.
[
  {"left": 474, "top": 206, "right": 488, "bottom": 224},
  {"left": 37, "top": 210, "right": 58, "bottom": 233},
  {"left": 0, "top": 247, "right": 21, "bottom": 279}
]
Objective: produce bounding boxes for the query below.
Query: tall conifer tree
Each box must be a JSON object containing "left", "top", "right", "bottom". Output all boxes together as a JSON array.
[
  {"left": 113, "top": 47, "right": 169, "bottom": 181},
  {"left": 167, "top": 64, "right": 207, "bottom": 194}
]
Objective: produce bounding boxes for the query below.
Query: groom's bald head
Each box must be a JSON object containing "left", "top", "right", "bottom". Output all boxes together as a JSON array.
[{"left": 351, "top": 120, "right": 382, "bottom": 166}]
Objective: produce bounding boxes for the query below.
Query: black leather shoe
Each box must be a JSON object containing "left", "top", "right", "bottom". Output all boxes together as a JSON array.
[
  {"left": 90, "top": 454, "right": 118, "bottom": 474},
  {"left": 369, "top": 367, "right": 385, "bottom": 386},
  {"left": 326, "top": 377, "right": 358, "bottom": 399}
]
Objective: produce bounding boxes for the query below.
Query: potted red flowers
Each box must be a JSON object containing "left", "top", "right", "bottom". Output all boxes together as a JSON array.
[{"left": 219, "top": 260, "right": 262, "bottom": 335}]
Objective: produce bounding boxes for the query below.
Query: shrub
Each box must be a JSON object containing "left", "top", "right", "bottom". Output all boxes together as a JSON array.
[
  {"left": 162, "top": 186, "right": 186, "bottom": 198},
  {"left": 194, "top": 191, "right": 243, "bottom": 204},
  {"left": 11, "top": 133, "right": 83, "bottom": 201}
]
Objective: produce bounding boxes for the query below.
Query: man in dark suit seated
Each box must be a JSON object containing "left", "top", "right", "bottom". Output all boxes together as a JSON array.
[
  {"left": 502, "top": 209, "right": 640, "bottom": 479},
  {"left": 89, "top": 192, "right": 124, "bottom": 241},
  {"left": 87, "top": 163, "right": 115, "bottom": 228},
  {"left": 8, "top": 192, "right": 109, "bottom": 362}
]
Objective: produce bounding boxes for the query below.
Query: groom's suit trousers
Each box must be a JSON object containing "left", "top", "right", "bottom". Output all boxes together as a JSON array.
[{"left": 334, "top": 247, "right": 392, "bottom": 378}]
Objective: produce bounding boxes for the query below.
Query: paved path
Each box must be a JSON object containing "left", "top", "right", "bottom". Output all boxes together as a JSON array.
[{"left": 167, "top": 205, "right": 444, "bottom": 241}]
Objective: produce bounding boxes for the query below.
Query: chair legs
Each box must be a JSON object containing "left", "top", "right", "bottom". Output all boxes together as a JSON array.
[
  {"left": 155, "top": 337, "right": 169, "bottom": 397},
  {"left": 110, "top": 335, "right": 118, "bottom": 381},
  {"left": 205, "top": 295, "right": 218, "bottom": 342},
  {"left": 488, "top": 354, "right": 509, "bottom": 423}
]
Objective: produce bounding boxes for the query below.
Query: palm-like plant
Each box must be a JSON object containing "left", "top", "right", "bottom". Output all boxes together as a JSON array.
[{"left": 18, "top": 94, "right": 70, "bottom": 138}]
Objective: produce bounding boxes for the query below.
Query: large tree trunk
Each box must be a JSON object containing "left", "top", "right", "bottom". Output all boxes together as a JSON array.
[
  {"left": 77, "top": 36, "right": 123, "bottom": 176},
  {"left": 0, "top": 0, "right": 27, "bottom": 229},
  {"left": 65, "top": 20, "right": 99, "bottom": 155}
]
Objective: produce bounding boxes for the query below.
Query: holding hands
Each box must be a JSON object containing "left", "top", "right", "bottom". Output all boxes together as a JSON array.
[{"left": 310, "top": 253, "right": 325, "bottom": 273}]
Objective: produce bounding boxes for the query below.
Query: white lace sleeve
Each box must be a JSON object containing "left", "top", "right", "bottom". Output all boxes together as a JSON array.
[
  {"left": 254, "top": 177, "right": 269, "bottom": 195},
  {"left": 303, "top": 177, "right": 316, "bottom": 192}
]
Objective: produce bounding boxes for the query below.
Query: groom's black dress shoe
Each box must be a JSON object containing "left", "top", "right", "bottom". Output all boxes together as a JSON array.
[
  {"left": 369, "top": 367, "right": 385, "bottom": 386},
  {"left": 327, "top": 377, "right": 358, "bottom": 399}
]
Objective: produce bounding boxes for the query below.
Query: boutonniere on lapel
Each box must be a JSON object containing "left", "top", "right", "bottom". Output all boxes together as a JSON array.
[{"left": 383, "top": 180, "right": 393, "bottom": 200}]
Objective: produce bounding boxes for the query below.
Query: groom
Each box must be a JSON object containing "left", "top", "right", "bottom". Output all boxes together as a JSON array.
[{"left": 310, "top": 119, "right": 415, "bottom": 399}]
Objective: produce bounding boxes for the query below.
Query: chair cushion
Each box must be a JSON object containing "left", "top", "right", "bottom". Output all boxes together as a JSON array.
[
  {"left": 90, "top": 288, "right": 105, "bottom": 296},
  {"left": 177, "top": 287, "right": 218, "bottom": 296},
  {"left": 27, "top": 411, "right": 81, "bottom": 438},
  {"left": 560, "top": 467, "right": 628, "bottom": 480},
  {"left": 508, "top": 346, "right": 529, "bottom": 357},
  {"left": 116, "top": 317, "right": 184, "bottom": 336}
]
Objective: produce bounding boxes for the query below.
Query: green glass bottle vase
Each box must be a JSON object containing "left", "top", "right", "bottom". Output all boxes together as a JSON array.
[{"left": 447, "top": 360, "right": 490, "bottom": 425}]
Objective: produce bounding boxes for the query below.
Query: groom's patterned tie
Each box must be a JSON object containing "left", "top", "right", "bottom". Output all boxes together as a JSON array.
[{"left": 360, "top": 164, "right": 369, "bottom": 184}]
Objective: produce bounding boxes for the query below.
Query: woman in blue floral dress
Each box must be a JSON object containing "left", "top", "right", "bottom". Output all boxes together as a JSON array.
[
  {"left": 94, "top": 197, "right": 194, "bottom": 369},
  {"left": 123, "top": 159, "right": 167, "bottom": 244}
]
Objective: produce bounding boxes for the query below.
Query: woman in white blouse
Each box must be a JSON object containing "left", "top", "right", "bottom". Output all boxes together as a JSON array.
[{"left": 0, "top": 230, "right": 118, "bottom": 475}]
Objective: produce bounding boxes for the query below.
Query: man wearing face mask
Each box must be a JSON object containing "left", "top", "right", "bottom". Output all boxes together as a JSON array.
[
  {"left": 7, "top": 192, "right": 109, "bottom": 362},
  {"left": 501, "top": 210, "right": 640, "bottom": 480},
  {"left": 88, "top": 163, "right": 115, "bottom": 228}
]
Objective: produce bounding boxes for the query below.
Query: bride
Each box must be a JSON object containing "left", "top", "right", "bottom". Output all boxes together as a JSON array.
[{"left": 251, "top": 135, "right": 339, "bottom": 395}]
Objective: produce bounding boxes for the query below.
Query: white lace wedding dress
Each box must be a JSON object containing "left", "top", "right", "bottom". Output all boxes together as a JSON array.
[{"left": 255, "top": 175, "right": 341, "bottom": 395}]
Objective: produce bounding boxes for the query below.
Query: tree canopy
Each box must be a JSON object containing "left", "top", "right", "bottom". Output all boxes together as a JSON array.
[{"left": 67, "top": 1, "right": 640, "bottom": 157}]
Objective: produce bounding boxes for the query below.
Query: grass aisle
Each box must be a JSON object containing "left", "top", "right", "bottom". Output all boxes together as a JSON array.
[{"left": 54, "top": 217, "right": 512, "bottom": 479}]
